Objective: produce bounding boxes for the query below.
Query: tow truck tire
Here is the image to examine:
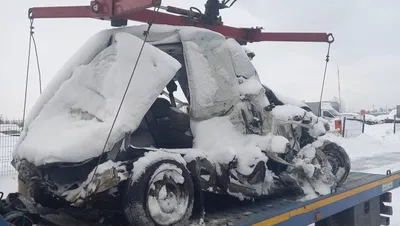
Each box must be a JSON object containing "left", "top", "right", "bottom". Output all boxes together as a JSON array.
[
  {"left": 122, "top": 159, "right": 194, "bottom": 226},
  {"left": 321, "top": 142, "right": 351, "bottom": 186}
]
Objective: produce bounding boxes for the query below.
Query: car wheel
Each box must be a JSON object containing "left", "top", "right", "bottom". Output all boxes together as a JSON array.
[
  {"left": 321, "top": 142, "right": 351, "bottom": 186},
  {"left": 123, "top": 159, "right": 194, "bottom": 226}
]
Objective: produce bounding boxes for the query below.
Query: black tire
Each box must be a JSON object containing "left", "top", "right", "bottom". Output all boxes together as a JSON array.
[
  {"left": 321, "top": 142, "right": 351, "bottom": 186},
  {"left": 123, "top": 159, "right": 194, "bottom": 226}
]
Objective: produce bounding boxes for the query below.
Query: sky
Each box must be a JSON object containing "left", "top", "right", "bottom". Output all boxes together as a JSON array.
[{"left": 1, "top": 0, "right": 399, "bottom": 119}]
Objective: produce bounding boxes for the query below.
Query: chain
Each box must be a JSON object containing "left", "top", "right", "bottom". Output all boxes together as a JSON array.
[
  {"left": 317, "top": 42, "right": 332, "bottom": 117},
  {"left": 22, "top": 18, "right": 43, "bottom": 127},
  {"left": 88, "top": 5, "right": 161, "bottom": 187}
]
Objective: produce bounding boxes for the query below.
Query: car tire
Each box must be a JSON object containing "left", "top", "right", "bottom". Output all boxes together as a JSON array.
[
  {"left": 321, "top": 142, "right": 351, "bottom": 186},
  {"left": 122, "top": 159, "right": 194, "bottom": 226}
]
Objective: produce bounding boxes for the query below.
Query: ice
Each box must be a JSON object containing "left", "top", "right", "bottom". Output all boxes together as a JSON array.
[{"left": 14, "top": 31, "right": 181, "bottom": 166}]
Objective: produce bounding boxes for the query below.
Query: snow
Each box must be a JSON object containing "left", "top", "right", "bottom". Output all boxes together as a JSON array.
[
  {"left": 147, "top": 163, "right": 188, "bottom": 225},
  {"left": 389, "top": 109, "right": 397, "bottom": 118},
  {"left": 191, "top": 115, "right": 279, "bottom": 193},
  {"left": 320, "top": 124, "right": 400, "bottom": 161},
  {"left": 288, "top": 142, "right": 336, "bottom": 199},
  {"left": 238, "top": 75, "right": 264, "bottom": 96},
  {"left": 269, "top": 135, "right": 290, "bottom": 153},
  {"left": 0, "top": 133, "right": 18, "bottom": 175},
  {"left": 62, "top": 160, "right": 127, "bottom": 203},
  {"left": 377, "top": 114, "right": 390, "bottom": 121},
  {"left": 271, "top": 105, "right": 327, "bottom": 138},
  {"left": 225, "top": 38, "right": 257, "bottom": 79},
  {"left": 2, "top": 23, "right": 400, "bottom": 224},
  {"left": 14, "top": 31, "right": 181, "bottom": 166},
  {"left": 3, "top": 123, "right": 400, "bottom": 223},
  {"left": 131, "top": 149, "right": 186, "bottom": 184},
  {"left": 179, "top": 27, "right": 240, "bottom": 120},
  {"left": 0, "top": 174, "right": 18, "bottom": 197}
]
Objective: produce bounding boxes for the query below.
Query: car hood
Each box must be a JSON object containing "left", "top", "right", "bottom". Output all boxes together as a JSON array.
[{"left": 13, "top": 28, "right": 181, "bottom": 166}]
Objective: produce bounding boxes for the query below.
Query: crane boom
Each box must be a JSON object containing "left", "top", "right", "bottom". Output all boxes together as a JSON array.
[{"left": 28, "top": 0, "right": 334, "bottom": 44}]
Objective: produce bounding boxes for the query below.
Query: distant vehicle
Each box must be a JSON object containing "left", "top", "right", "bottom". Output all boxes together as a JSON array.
[{"left": 304, "top": 101, "right": 341, "bottom": 120}]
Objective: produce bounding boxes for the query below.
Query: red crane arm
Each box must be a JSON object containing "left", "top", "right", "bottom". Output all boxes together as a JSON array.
[{"left": 28, "top": 0, "right": 334, "bottom": 44}]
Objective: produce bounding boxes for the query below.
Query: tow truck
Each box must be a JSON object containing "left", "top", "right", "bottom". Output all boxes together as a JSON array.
[{"left": 1, "top": 1, "right": 399, "bottom": 226}]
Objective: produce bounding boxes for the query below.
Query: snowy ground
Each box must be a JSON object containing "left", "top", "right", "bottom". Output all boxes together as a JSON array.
[
  {"left": 326, "top": 123, "right": 400, "bottom": 225},
  {"left": 1, "top": 123, "right": 400, "bottom": 224}
]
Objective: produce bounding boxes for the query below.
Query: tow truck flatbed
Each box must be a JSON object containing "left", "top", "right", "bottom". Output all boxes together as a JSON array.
[
  {"left": 191, "top": 171, "right": 400, "bottom": 226},
  {"left": 1, "top": 170, "right": 399, "bottom": 226}
]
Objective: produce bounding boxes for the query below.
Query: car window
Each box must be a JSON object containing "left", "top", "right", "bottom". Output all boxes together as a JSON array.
[{"left": 323, "top": 111, "right": 334, "bottom": 118}]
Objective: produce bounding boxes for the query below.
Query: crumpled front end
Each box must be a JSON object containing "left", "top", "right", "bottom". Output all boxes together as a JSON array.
[
  {"left": 62, "top": 160, "right": 130, "bottom": 206},
  {"left": 14, "top": 157, "right": 130, "bottom": 207}
]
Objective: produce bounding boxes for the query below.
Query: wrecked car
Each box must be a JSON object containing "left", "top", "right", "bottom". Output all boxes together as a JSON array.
[{"left": 11, "top": 24, "right": 351, "bottom": 226}]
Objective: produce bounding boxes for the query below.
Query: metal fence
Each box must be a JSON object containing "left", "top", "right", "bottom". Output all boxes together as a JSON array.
[
  {"left": 0, "top": 123, "right": 20, "bottom": 175},
  {"left": 342, "top": 117, "right": 364, "bottom": 138}
]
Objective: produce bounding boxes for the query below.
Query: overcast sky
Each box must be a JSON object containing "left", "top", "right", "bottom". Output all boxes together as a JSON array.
[{"left": 1, "top": 0, "right": 399, "bottom": 119}]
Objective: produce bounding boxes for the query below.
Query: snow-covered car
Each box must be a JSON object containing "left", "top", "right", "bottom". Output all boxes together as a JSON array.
[
  {"left": 342, "top": 113, "right": 381, "bottom": 125},
  {"left": 12, "top": 25, "right": 350, "bottom": 226},
  {"left": 376, "top": 114, "right": 390, "bottom": 123},
  {"left": 364, "top": 114, "right": 380, "bottom": 125}
]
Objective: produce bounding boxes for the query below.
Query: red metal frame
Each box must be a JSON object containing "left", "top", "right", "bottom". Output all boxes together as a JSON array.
[{"left": 28, "top": 0, "right": 334, "bottom": 44}]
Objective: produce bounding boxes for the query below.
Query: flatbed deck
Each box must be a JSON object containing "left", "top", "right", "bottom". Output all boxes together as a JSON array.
[
  {"left": 191, "top": 171, "right": 400, "bottom": 226},
  {"left": 2, "top": 171, "right": 400, "bottom": 226}
]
